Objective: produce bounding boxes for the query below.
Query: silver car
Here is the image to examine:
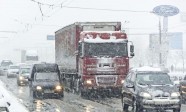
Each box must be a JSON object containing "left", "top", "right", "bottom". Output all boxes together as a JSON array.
[
  {"left": 7, "top": 65, "right": 19, "bottom": 78},
  {"left": 17, "top": 66, "right": 31, "bottom": 86}
]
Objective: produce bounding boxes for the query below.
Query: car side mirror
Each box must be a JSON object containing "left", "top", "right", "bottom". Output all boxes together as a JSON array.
[
  {"left": 126, "top": 83, "right": 134, "bottom": 88},
  {"left": 28, "top": 78, "right": 32, "bottom": 81}
]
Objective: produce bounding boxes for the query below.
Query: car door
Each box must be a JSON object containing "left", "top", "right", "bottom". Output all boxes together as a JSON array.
[{"left": 122, "top": 72, "right": 135, "bottom": 106}]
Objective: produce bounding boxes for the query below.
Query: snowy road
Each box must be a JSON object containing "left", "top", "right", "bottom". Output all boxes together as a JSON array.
[{"left": 1, "top": 75, "right": 186, "bottom": 112}]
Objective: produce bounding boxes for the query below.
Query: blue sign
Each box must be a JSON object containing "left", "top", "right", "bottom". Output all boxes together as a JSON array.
[
  {"left": 153, "top": 5, "right": 179, "bottom": 17},
  {"left": 168, "top": 32, "right": 183, "bottom": 50},
  {"left": 47, "top": 35, "right": 55, "bottom": 40}
]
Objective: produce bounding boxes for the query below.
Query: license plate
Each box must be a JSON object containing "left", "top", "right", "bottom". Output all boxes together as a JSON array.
[
  {"left": 44, "top": 89, "right": 53, "bottom": 93},
  {"left": 154, "top": 99, "right": 169, "bottom": 104}
]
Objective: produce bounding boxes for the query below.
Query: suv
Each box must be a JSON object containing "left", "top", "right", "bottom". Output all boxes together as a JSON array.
[
  {"left": 121, "top": 66, "right": 181, "bottom": 112},
  {"left": 28, "top": 63, "right": 64, "bottom": 100}
]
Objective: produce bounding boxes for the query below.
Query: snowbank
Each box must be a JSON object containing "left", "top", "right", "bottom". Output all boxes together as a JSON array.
[{"left": 0, "top": 81, "right": 29, "bottom": 112}]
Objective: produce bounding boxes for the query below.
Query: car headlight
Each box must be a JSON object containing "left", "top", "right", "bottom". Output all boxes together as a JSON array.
[
  {"left": 56, "top": 85, "right": 62, "bottom": 90},
  {"left": 36, "top": 86, "right": 42, "bottom": 90},
  {"left": 140, "top": 92, "right": 152, "bottom": 99},
  {"left": 171, "top": 92, "right": 180, "bottom": 98},
  {"left": 181, "top": 86, "right": 186, "bottom": 89},
  {"left": 19, "top": 76, "right": 24, "bottom": 80}
]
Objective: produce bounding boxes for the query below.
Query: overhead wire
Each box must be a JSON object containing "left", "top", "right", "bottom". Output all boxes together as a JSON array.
[{"left": 30, "top": 0, "right": 151, "bottom": 13}]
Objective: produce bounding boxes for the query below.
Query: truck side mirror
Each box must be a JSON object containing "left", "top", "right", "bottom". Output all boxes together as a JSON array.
[
  {"left": 130, "top": 45, "right": 134, "bottom": 57},
  {"left": 130, "top": 45, "right": 134, "bottom": 53}
]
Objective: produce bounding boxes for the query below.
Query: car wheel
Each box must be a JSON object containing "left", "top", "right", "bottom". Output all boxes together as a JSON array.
[
  {"left": 132, "top": 100, "right": 143, "bottom": 112},
  {"left": 35, "top": 92, "right": 43, "bottom": 99},
  {"left": 173, "top": 108, "right": 180, "bottom": 112},
  {"left": 181, "top": 96, "right": 185, "bottom": 104},
  {"left": 123, "top": 103, "right": 129, "bottom": 112},
  {"left": 29, "top": 89, "right": 34, "bottom": 103},
  {"left": 17, "top": 81, "right": 21, "bottom": 86}
]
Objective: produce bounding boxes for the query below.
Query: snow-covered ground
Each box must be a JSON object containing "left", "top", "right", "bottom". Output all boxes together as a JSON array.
[{"left": 0, "top": 80, "right": 29, "bottom": 112}]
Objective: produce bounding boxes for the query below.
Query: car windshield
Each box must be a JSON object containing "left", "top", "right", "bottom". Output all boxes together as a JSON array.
[
  {"left": 136, "top": 73, "right": 173, "bottom": 85},
  {"left": 20, "top": 68, "right": 30, "bottom": 74},
  {"left": 1, "top": 61, "right": 13, "bottom": 66},
  {"left": 35, "top": 73, "right": 59, "bottom": 81},
  {"left": 9, "top": 66, "right": 19, "bottom": 69}
]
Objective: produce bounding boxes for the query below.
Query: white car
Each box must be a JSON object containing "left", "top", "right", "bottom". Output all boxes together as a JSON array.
[
  {"left": 7, "top": 65, "right": 19, "bottom": 78},
  {"left": 0, "top": 94, "right": 9, "bottom": 112}
]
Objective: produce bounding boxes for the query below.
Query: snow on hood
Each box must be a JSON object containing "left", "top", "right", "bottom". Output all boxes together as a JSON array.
[{"left": 139, "top": 84, "right": 176, "bottom": 97}]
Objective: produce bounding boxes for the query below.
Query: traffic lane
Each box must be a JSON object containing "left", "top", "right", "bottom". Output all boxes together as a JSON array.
[
  {"left": 0, "top": 75, "right": 123, "bottom": 112},
  {"left": 2, "top": 75, "right": 186, "bottom": 112}
]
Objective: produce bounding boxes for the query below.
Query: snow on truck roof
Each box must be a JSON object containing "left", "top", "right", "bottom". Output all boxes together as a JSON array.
[
  {"left": 81, "top": 31, "right": 123, "bottom": 33},
  {"left": 80, "top": 32, "right": 127, "bottom": 43}
]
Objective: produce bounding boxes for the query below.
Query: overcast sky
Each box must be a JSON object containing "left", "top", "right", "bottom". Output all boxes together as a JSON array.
[{"left": 0, "top": 0, "right": 186, "bottom": 62}]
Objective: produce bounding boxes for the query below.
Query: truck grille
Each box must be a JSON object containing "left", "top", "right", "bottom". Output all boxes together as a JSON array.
[{"left": 96, "top": 75, "right": 117, "bottom": 86}]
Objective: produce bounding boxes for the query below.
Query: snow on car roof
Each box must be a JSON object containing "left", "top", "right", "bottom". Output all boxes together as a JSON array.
[{"left": 132, "top": 66, "right": 162, "bottom": 72}]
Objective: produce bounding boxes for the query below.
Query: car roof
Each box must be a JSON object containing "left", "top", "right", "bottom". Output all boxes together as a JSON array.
[{"left": 131, "top": 66, "right": 167, "bottom": 73}]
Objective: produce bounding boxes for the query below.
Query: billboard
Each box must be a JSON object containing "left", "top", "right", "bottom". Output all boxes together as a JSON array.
[
  {"left": 168, "top": 32, "right": 183, "bottom": 50},
  {"left": 47, "top": 35, "right": 55, "bottom": 40},
  {"left": 149, "top": 32, "right": 183, "bottom": 50}
]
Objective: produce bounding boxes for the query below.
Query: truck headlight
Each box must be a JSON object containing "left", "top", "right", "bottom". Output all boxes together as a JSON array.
[
  {"left": 171, "top": 92, "right": 180, "bottom": 98},
  {"left": 86, "top": 80, "right": 92, "bottom": 85},
  {"left": 140, "top": 92, "right": 152, "bottom": 99},
  {"left": 36, "top": 86, "right": 42, "bottom": 90},
  {"left": 121, "top": 80, "right": 125, "bottom": 84},
  {"left": 56, "top": 85, "right": 62, "bottom": 90}
]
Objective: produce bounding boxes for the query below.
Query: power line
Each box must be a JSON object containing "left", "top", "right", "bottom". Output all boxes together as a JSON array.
[
  {"left": 30, "top": 0, "right": 150, "bottom": 13},
  {"left": 0, "top": 31, "right": 17, "bottom": 33}
]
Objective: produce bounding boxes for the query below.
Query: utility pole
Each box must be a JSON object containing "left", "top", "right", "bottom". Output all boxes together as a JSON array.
[{"left": 159, "top": 17, "right": 162, "bottom": 65}]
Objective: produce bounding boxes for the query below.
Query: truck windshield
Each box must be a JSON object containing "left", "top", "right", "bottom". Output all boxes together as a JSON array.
[{"left": 84, "top": 43, "right": 127, "bottom": 57}]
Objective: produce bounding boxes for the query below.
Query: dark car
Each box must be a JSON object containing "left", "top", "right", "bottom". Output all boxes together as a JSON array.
[
  {"left": 179, "top": 75, "right": 186, "bottom": 103},
  {"left": 28, "top": 63, "right": 64, "bottom": 100},
  {"left": 121, "top": 66, "right": 181, "bottom": 112}
]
